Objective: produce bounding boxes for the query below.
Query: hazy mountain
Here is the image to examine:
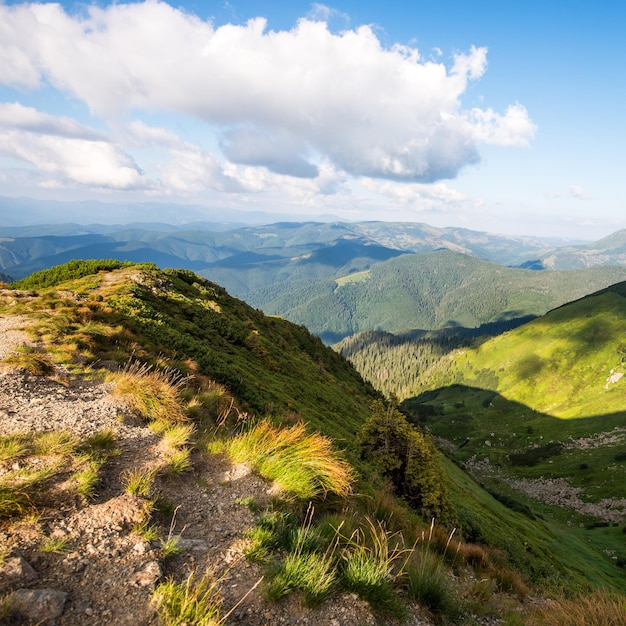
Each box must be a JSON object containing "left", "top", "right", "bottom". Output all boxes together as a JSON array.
[{"left": 539, "top": 228, "right": 626, "bottom": 269}]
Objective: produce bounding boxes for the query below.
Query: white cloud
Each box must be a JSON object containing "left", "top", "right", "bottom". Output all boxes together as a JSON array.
[
  {"left": 362, "top": 179, "right": 467, "bottom": 211},
  {"left": 0, "top": 1, "right": 535, "bottom": 187},
  {"left": 469, "top": 104, "right": 537, "bottom": 147},
  {"left": 569, "top": 185, "right": 592, "bottom": 200},
  {"left": 0, "top": 104, "right": 145, "bottom": 189},
  {"left": 0, "top": 102, "right": 102, "bottom": 140}
]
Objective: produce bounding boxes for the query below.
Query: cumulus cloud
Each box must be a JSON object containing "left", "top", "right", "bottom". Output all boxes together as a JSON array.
[
  {"left": 220, "top": 128, "right": 319, "bottom": 178},
  {"left": 0, "top": 1, "right": 535, "bottom": 188},
  {"left": 0, "top": 103, "right": 144, "bottom": 189},
  {"left": 569, "top": 185, "right": 592, "bottom": 200},
  {"left": 363, "top": 179, "right": 467, "bottom": 211}
]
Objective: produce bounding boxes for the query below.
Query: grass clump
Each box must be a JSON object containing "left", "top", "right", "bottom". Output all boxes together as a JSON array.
[
  {"left": 0, "top": 486, "right": 31, "bottom": 520},
  {"left": 152, "top": 570, "right": 223, "bottom": 626},
  {"left": 0, "top": 434, "right": 29, "bottom": 463},
  {"left": 340, "top": 520, "right": 407, "bottom": 619},
  {"left": 243, "top": 511, "right": 292, "bottom": 564},
  {"left": 265, "top": 550, "right": 337, "bottom": 607},
  {"left": 535, "top": 590, "right": 626, "bottom": 625},
  {"left": 264, "top": 509, "right": 338, "bottom": 607},
  {"left": 4, "top": 345, "right": 55, "bottom": 376},
  {"left": 71, "top": 457, "right": 103, "bottom": 498},
  {"left": 122, "top": 467, "right": 157, "bottom": 498},
  {"left": 216, "top": 420, "right": 354, "bottom": 501},
  {"left": 33, "top": 430, "right": 76, "bottom": 457},
  {"left": 163, "top": 448, "right": 193, "bottom": 476},
  {"left": 40, "top": 535, "right": 71, "bottom": 554},
  {"left": 110, "top": 360, "right": 189, "bottom": 425},
  {"left": 160, "top": 423, "right": 196, "bottom": 451},
  {"left": 402, "top": 547, "right": 460, "bottom": 618}
]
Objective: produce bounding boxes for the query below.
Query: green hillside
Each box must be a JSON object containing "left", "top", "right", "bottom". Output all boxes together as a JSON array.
[
  {"left": 10, "top": 260, "right": 377, "bottom": 441},
  {"left": 251, "top": 250, "right": 626, "bottom": 342},
  {"left": 410, "top": 281, "right": 626, "bottom": 419},
  {"left": 392, "top": 283, "right": 626, "bottom": 596}
]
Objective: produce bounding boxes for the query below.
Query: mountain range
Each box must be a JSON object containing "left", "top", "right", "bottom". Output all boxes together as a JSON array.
[{"left": 3, "top": 218, "right": 626, "bottom": 342}]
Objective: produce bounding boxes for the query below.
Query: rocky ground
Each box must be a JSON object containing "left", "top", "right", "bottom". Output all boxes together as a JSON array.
[{"left": 0, "top": 314, "right": 437, "bottom": 625}]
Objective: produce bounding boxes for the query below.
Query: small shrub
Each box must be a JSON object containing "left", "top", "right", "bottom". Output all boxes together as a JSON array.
[{"left": 357, "top": 401, "right": 451, "bottom": 520}]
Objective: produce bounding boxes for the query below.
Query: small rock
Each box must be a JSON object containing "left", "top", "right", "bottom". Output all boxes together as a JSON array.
[
  {"left": 11, "top": 588, "right": 68, "bottom": 622},
  {"left": 0, "top": 556, "right": 38, "bottom": 588},
  {"left": 129, "top": 560, "right": 161, "bottom": 587},
  {"left": 176, "top": 537, "right": 209, "bottom": 552}
]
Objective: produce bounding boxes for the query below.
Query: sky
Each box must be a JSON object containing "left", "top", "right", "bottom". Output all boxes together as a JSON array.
[{"left": 0, "top": 0, "right": 624, "bottom": 239}]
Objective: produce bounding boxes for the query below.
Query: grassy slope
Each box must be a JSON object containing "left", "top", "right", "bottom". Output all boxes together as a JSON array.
[
  {"left": 10, "top": 263, "right": 378, "bottom": 443},
  {"left": 400, "top": 283, "right": 626, "bottom": 591},
  {"left": 432, "top": 281, "right": 626, "bottom": 418}
]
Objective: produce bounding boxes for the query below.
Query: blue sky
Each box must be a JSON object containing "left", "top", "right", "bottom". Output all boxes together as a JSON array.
[{"left": 0, "top": 1, "right": 623, "bottom": 239}]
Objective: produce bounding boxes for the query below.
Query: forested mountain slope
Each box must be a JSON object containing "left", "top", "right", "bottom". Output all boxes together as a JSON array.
[{"left": 252, "top": 250, "right": 626, "bottom": 342}]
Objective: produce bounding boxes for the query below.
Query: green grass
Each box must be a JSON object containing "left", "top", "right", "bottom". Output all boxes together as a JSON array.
[
  {"left": 3, "top": 345, "right": 56, "bottom": 376},
  {"left": 212, "top": 420, "right": 354, "bottom": 501},
  {"left": 0, "top": 434, "right": 29, "bottom": 463},
  {"left": 265, "top": 550, "right": 337, "bottom": 607},
  {"left": 122, "top": 467, "right": 157, "bottom": 497},
  {"left": 40, "top": 535, "right": 71, "bottom": 554},
  {"left": 71, "top": 458, "right": 103, "bottom": 498},
  {"left": 152, "top": 570, "right": 223, "bottom": 626},
  {"left": 163, "top": 448, "right": 193, "bottom": 476},
  {"left": 402, "top": 546, "right": 460, "bottom": 617}
]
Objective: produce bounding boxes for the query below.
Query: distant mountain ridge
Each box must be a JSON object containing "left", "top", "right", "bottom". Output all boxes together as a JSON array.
[
  {"left": 0, "top": 219, "right": 584, "bottom": 282},
  {"left": 2, "top": 219, "right": 626, "bottom": 343}
]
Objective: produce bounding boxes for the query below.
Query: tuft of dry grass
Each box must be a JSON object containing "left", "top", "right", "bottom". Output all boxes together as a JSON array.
[
  {"left": 4, "top": 345, "right": 55, "bottom": 376},
  {"left": 214, "top": 419, "right": 354, "bottom": 501},
  {"left": 109, "top": 360, "right": 189, "bottom": 424},
  {"left": 535, "top": 590, "right": 626, "bottom": 625}
]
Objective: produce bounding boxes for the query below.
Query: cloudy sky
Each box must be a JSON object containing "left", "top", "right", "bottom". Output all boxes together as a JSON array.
[{"left": 0, "top": 1, "right": 623, "bottom": 238}]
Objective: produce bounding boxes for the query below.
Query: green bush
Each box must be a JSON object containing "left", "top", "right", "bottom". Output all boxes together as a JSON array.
[
  {"left": 357, "top": 401, "right": 451, "bottom": 520},
  {"left": 11, "top": 259, "right": 134, "bottom": 289}
]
